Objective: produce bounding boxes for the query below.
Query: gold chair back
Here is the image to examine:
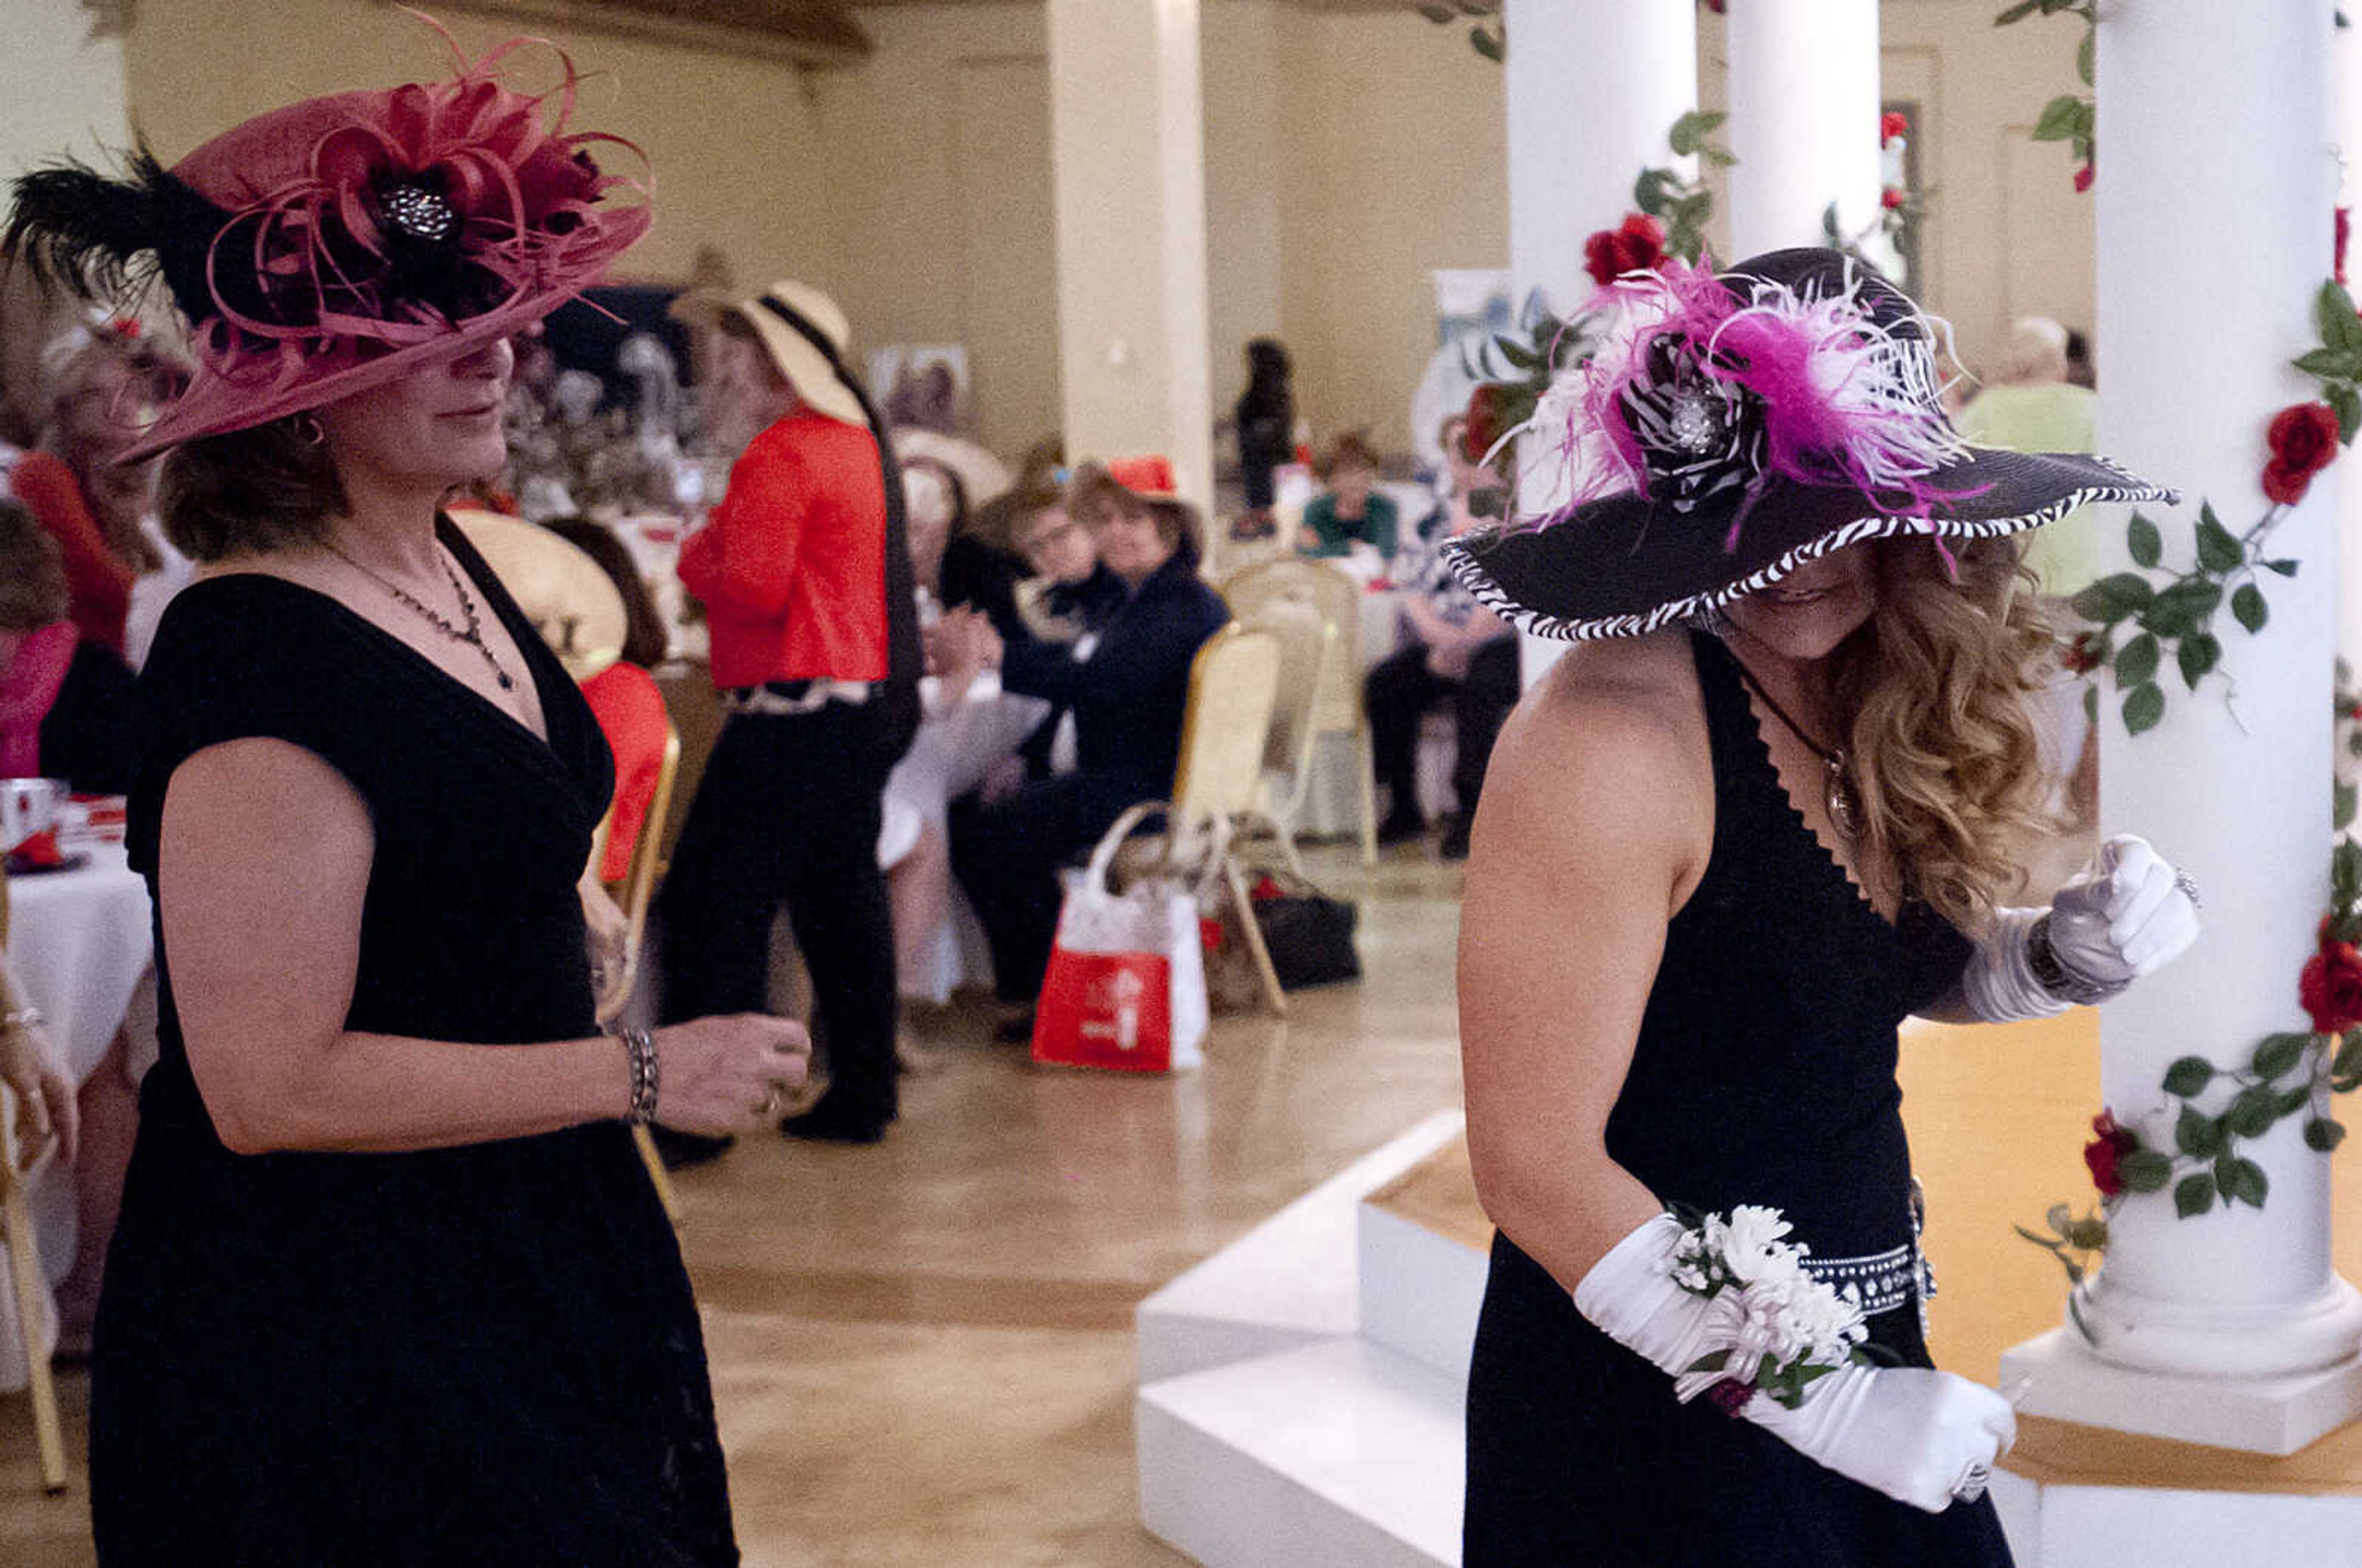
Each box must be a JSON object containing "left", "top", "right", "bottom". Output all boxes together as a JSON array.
[
  {"left": 1169, "top": 624, "right": 1282, "bottom": 847},
  {"left": 1218, "top": 557, "right": 1363, "bottom": 738},
  {"left": 1235, "top": 595, "right": 1331, "bottom": 821}
]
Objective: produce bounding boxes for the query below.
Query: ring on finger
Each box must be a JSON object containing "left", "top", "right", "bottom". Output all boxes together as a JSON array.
[
  {"left": 1952, "top": 1460, "right": 1992, "bottom": 1503},
  {"left": 758, "top": 1087, "right": 784, "bottom": 1120}
]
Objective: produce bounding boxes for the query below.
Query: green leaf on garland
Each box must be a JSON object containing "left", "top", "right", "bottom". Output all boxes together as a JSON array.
[
  {"left": 1700, "top": 145, "right": 1740, "bottom": 169},
  {"left": 2122, "top": 682, "right": 2166, "bottom": 735},
  {"left": 2255, "top": 1032, "right": 2316, "bottom": 1080},
  {"left": 2334, "top": 380, "right": 2362, "bottom": 442},
  {"left": 2277, "top": 1083, "right": 2316, "bottom": 1118},
  {"left": 2178, "top": 632, "right": 2222, "bottom": 690},
  {"left": 2337, "top": 780, "right": 2358, "bottom": 832},
  {"left": 2118, "top": 1147, "right": 2173, "bottom": 1192},
  {"left": 2173, "top": 1172, "right": 2217, "bottom": 1218},
  {"left": 2174, "top": 1104, "right": 2223, "bottom": 1158},
  {"left": 2046, "top": 1201, "right": 2073, "bottom": 1234},
  {"left": 2125, "top": 514, "right": 2163, "bottom": 568},
  {"left": 2219, "top": 1157, "right": 2270, "bottom": 1209},
  {"left": 2318, "top": 281, "right": 2362, "bottom": 348},
  {"left": 1668, "top": 110, "right": 1727, "bottom": 157},
  {"left": 2225, "top": 1085, "right": 2282, "bottom": 1138},
  {"left": 2162, "top": 1055, "right": 2217, "bottom": 1097},
  {"left": 2075, "top": 26, "right": 2095, "bottom": 86},
  {"left": 2082, "top": 682, "right": 2099, "bottom": 725},
  {"left": 2067, "top": 1216, "right": 2110, "bottom": 1250},
  {"left": 2334, "top": 840, "right": 2362, "bottom": 908},
  {"left": 2113, "top": 632, "right": 2161, "bottom": 687},
  {"left": 2232, "top": 583, "right": 2269, "bottom": 635},
  {"left": 1497, "top": 337, "right": 1541, "bottom": 372},
  {"left": 1634, "top": 168, "right": 1672, "bottom": 216},
  {"left": 2032, "top": 95, "right": 2086, "bottom": 142},
  {"left": 1469, "top": 25, "right": 1504, "bottom": 63},
  {"left": 2264, "top": 557, "right": 2302, "bottom": 578},
  {"left": 2293, "top": 348, "right": 2358, "bottom": 379},
  {"left": 2195, "top": 507, "right": 2245, "bottom": 572},
  {"left": 2074, "top": 572, "right": 2155, "bottom": 621},
  {"left": 2337, "top": 1029, "right": 2362, "bottom": 1080},
  {"left": 1993, "top": 0, "right": 2043, "bottom": 22},
  {"left": 2307, "top": 1117, "right": 2349, "bottom": 1152},
  {"left": 2144, "top": 578, "right": 2223, "bottom": 638}
]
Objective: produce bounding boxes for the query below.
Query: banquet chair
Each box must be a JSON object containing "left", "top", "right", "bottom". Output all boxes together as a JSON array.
[
  {"left": 1228, "top": 593, "right": 1332, "bottom": 878},
  {"left": 0, "top": 882, "right": 66, "bottom": 1494},
  {"left": 1217, "top": 557, "right": 1380, "bottom": 864},
  {"left": 584, "top": 671, "right": 684, "bottom": 1225},
  {"left": 1147, "top": 624, "right": 1287, "bottom": 1016}
]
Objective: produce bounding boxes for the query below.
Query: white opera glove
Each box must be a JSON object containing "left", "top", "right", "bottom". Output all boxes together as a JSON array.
[
  {"left": 1961, "top": 834, "right": 2201, "bottom": 1021},
  {"left": 1574, "top": 1213, "right": 2014, "bottom": 1514}
]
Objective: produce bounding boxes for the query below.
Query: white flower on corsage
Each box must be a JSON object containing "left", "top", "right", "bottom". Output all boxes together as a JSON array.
[{"left": 1660, "top": 1204, "right": 1871, "bottom": 1414}]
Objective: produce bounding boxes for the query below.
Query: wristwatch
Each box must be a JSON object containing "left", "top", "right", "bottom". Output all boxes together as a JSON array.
[{"left": 2026, "top": 913, "right": 2126, "bottom": 1007}]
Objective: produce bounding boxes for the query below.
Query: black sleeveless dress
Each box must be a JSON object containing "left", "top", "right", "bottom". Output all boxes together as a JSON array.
[
  {"left": 1462, "top": 632, "right": 2014, "bottom": 1567},
  {"left": 90, "top": 522, "right": 738, "bottom": 1566}
]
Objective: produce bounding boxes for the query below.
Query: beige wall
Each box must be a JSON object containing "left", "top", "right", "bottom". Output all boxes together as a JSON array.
[
  {"left": 103, "top": 1, "right": 2091, "bottom": 471},
  {"left": 6, "top": 1, "right": 130, "bottom": 181}
]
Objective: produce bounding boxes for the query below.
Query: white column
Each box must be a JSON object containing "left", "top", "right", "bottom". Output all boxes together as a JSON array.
[
  {"left": 1501, "top": 0, "right": 1696, "bottom": 682},
  {"left": 1722, "top": 0, "right": 1884, "bottom": 262},
  {"left": 2001, "top": 0, "right": 2362, "bottom": 1457},
  {"left": 2338, "top": 22, "right": 2362, "bottom": 660},
  {"left": 1045, "top": 0, "right": 1214, "bottom": 515}
]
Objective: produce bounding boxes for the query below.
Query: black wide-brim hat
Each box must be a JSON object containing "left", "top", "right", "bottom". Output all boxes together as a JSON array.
[{"left": 1445, "top": 248, "right": 2178, "bottom": 641}]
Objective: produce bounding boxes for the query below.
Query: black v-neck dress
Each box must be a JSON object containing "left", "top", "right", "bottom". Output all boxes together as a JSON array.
[
  {"left": 1461, "top": 632, "right": 2014, "bottom": 1567},
  {"left": 90, "top": 522, "right": 737, "bottom": 1566}
]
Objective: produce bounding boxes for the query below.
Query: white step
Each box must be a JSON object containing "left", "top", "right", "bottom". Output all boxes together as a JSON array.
[
  {"left": 1135, "top": 1110, "right": 1465, "bottom": 1385},
  {"left": 1356, "top": 1196, "right": 1487, "bottom": 1379},
  {"left": 1138, "top": 1337, "right": 1466, "bottom": 1568}
]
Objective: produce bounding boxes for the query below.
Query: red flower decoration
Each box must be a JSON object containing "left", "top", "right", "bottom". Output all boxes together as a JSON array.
[
  {"left": 2339, "top": 205, "right": 2352, "bottom": 288},
  {"left": 1584, "top": 213, "right": 1668, "bottom": 289},
  {"left": 1880, "top": 111, "right": 1910, "bottom": 143},
  {"left": 2301, "top": 926, "right": 2362, "bottom": 1035},
  {"left": 2074, "top": 163, "right": 2094, "bottom": 194},
  {"left": 2263, "top": 401, "right": 2342, "bottom": 506},
  {"left": 1464, "top": 382, "right": 1508, "bottom": 464},
  {"left": 2060, "top": 631, "right": 2107, "bottom": 674},
  {"left": 2083, "top": 1111, "right": 2138, "bottom": 1198},
  {"left": 1705, "top": 1377, "right": 1754, "bottom": 1416},
  {"left": 1880, "top": 188, "right": 1906, "bottom": 212}
]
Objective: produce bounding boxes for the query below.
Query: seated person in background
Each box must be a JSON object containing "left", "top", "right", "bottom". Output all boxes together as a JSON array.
[
  {"left": 1297, "top": 429, "right": 1398, "bottom": 560},
  {"left": 1364, "top": 425, "right": 1519, "bottom": 861},
  {"left": 0, "top": 498, "right": 140, "bottom": 794},
  {"left": 943, "top": 457, "right": 1230, "bottom": 1034},
  {"left": 0, "top": 944, "right": 78, "bottom": 1175},
  {"left": 543, "top": 515, "right": 670, "bottom": 668},
  {"left": 1415, "top": 412, "right": 1475, "bottom": 546},
  {"left": 910, "top": 454, "right": 1030, "bottom": 640}
]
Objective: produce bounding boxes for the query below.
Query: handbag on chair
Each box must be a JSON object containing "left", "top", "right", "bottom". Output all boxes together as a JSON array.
[{"left": 1245, "top": 869, "right": 1361, "bottom": 990}]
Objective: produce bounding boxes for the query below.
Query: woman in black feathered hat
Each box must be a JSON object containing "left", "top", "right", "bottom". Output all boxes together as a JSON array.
[{"left": 1451, "top": 250, "right": 2203, "bottom": 1565}]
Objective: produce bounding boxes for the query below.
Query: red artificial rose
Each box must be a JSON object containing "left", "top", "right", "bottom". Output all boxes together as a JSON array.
[
  {"left": 2083, "top": 1110, "right": 2137, "bottom": 1198},
  {"left": 2263, "top": 400, "right": 2342, "bottom": 506},
  {"left": 2301, "top": 929, "right": 2362, "bottom": 1035},
  {"left": 1881, "top": 111, "right": 1910, "bottom": 143},
  {"left": 2060, "top": 631, "right": 2106, "bottom": 674},
  {"left": 1464, "top": 383, "right": 1508, "bottom": 465},
  {"left": 2074, "top": 163, "right": 2094, "bottom": 194},
  {"left": 1584, "top": 213, "right": 1668, "bottom": 289},
  {"left": 1705, "top": 1378, "right": 1754, "bottom": 1416},
  {"left": 2339, "top": 205, "right": 2353, "bottom": 287},
  {"left": 1700, "top": 0, "right": 1727, "bottom": 13},
  {"left": 1881, "top": 187, "right": 1906, "bottom": 211}
]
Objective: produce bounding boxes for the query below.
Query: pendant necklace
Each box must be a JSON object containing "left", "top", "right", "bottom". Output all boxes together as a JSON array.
[
  {"left": 1730, "top": 656, "right": 1862, "bottom": 843},
  {"left": 325, "top": 539, "right": 518, "bottom": 692}
]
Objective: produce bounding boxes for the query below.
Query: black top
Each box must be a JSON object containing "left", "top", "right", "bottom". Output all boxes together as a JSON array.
[
  {"left": 938, "top": 531, "right": 1027, "bottom": 640},
  {"left": 90, "top": 520, "right": 737, "bottom": 1567},
  {"left": 998, "top": 555, "right": 1230, "bottom": 803},
  {"left": 1462, "top": 631, "right": 2010, "bottom": 1568},
  {"left": 38, "top": 637, "right": 140, "bottom": 795}
]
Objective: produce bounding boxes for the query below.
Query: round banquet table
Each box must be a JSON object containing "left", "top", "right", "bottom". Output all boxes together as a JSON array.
[{"left": 2, "top": 838, "right": 154, "bottom": 1390}]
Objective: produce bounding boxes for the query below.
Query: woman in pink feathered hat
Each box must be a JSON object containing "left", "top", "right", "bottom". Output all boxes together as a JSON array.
[{"left": 7, "top": 23, "right": 804, "bottom": 1562}]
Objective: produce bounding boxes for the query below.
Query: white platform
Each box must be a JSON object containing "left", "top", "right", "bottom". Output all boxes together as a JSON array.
[
  {"left": 1137, "top": 1126, "right": 2362, "bottom": 1568},
  {"left": 2002, "top": 1327, "right": 2362, "bottom": 1459}
]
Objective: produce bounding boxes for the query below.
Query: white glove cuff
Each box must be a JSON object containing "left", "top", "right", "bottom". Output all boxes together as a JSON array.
[
  {"left": 1572, "top": 1213, "right": 1696, "bottom": 1372},
  {"left": 1961, "top": 905, "right": 2075, "bottom": 1023}
]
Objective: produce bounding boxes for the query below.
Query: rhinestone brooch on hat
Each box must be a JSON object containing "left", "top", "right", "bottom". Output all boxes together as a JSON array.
[{"left": 379, "top": 181, "right": 460, "bottom": 244}]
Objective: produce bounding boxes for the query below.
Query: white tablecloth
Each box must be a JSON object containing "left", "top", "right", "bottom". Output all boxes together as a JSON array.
[{"left": 4, "top": 838, "right": 154, "bottom": 1389}]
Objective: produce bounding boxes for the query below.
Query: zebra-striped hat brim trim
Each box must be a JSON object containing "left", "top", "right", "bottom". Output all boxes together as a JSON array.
[{"left": 1444, "top": 455, "right": 2175, "bottom": 643}]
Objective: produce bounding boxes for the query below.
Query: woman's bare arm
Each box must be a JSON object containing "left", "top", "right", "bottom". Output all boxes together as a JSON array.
[
  {"left": 1458, "top": 639, "right": 1714, "bottom": 1294},
  {"left": 161, "top": 737, "right": 636, "bottom": 1154}
]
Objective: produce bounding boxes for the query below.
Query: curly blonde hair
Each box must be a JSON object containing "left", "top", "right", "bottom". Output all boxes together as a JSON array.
[{"left": 1828, "top": 535, "right": 2064, "bottom": 932}]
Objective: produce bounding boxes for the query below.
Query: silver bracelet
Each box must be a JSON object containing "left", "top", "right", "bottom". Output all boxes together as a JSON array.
[
  {"left": 2027, "top": 913, "right": 2129, "bottom": 1007},
  {"left": 616, "top": 1027, "right": 659, "bottom": 1124},
  {"left": 1, "top": 1006, "right": 44, "bottom": 1033}
]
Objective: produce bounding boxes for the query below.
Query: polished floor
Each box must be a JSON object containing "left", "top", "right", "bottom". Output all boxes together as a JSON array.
[{"left": 9, "top": 840, "right": 2361, "bottom": 1563}]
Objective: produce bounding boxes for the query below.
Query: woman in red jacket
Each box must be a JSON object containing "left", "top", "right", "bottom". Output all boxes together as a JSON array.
[{"left": 656, "top": 281, "right": 918, "bottom": 1152}]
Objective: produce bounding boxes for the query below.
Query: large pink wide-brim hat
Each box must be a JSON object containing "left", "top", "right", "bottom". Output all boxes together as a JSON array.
[{"left": 12, "top": 22, "right": 651, "bottom": 464}]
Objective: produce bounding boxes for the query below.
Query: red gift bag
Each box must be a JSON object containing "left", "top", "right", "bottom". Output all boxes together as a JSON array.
[{"left": 1031, "top": 803, "right": 1210, "bottom": 1073}]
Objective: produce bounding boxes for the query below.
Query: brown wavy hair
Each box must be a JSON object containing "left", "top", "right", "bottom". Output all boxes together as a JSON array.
[{"left": 1827, "top": 535, "right": 2064, "bottom": 931}]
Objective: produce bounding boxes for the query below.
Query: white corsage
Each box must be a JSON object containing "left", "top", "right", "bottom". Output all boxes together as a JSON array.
[{"left": 1663, "top": 1205, "right": 1871, "bottom": 1415}]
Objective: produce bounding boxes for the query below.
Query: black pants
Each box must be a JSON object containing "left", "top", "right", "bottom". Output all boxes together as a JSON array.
[
  {"left": 1364, "top": 634, "right": 1521, "bottom": 820},
  {"left": 948, "top": 770, "right": 1142, "bottom": 1004},
  {"left": 656, "top": 702, "right": 898, "bottom": 1122}
]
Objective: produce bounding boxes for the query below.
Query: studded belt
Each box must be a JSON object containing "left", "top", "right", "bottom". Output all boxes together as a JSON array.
[{"left": 1799, "top": 1178, "right": 1938, "bottom": 1325}]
